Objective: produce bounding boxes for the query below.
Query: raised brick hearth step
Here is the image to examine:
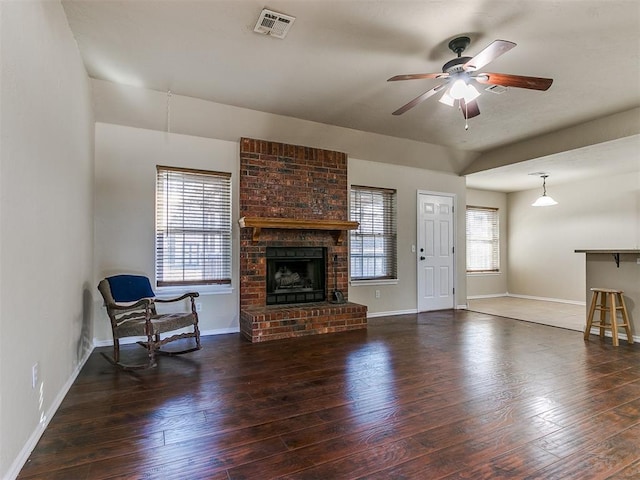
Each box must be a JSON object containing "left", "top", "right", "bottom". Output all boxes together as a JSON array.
[{"left": 240, "top": 302, "right": 368, "bottom": 343}]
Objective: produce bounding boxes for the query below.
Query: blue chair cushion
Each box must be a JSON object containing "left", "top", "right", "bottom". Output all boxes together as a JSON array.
[{"left": 107, "top": 275, "right": 155, "bottom": 303}]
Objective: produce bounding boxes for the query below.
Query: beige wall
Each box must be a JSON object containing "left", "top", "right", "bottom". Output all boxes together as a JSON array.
[
  {"left": 94, "top": 123, "right": 240, "bottom": 342},
  {"left": 92, "top": 78, "right": 478, "bottom": 174},
  {"left": 348, "top": 159, "right": 467, "bottom": 313},
  {"left": 92, "top": 84, "right": 471, "bottom": 321},
  {"left": 0, "top": 2, "right": 94, "bottom": 478},
  {"left": 507, "top": 171, "right": 640, "bottom": 303},
  {"left": 93, "top": 129, "right": 469, "bottom": 332}
]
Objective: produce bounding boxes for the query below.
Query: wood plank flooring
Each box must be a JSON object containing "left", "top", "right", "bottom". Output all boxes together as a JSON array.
[{"left": 17, "top": 310, "right": 640, "bottom": 479}]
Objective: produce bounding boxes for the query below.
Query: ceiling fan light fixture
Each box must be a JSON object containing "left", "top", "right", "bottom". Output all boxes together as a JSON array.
[
  {"left": 463, "top": 84, "right": 480, "bottom": 102},
  {"left": 449, "top": 79, "right": 468, "bottom": 99},
  {"left": 531, "top": 174, "right": 558, "bottom": 207},
  {"left": 439, "top": 90, "right": 455, "bottom": 106}
]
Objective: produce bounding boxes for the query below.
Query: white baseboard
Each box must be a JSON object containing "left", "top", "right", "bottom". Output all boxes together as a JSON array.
[
  {"left": 506, "top": 293, "right": 586, "bottom": 306},
  {"left": 367, "top": 309, "right": 418, "bottom": 318},
  {"left": 200, "top": 327, "right": 239, "bottom": 336},
  {"left": 467, "top": 293, "right": 508, "bottom": 300},
  {"left": 93, "top": 327, "right": 241, "bottom": 348},
  {"left": 6, "top": 346, "right": 94, "bottom": 480},
  {"left": 587, "top": 328, "right": 640, "bottom": 344}
]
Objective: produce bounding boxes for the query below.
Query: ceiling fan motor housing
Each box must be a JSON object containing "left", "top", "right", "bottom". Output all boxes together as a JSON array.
[
  {"left": 448, "top": 36, "right": 471, "bottom": 56},
  {"left": 442, "top": 57, "right": 472, "bottom": 74}
]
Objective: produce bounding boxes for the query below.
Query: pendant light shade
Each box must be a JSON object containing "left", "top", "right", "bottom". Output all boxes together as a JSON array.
[{"left": 531, "top": 174, "right": 558, "bottom": 207}]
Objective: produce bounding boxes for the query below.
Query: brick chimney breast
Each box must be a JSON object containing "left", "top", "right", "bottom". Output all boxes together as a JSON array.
[{"left": 239, "top": 138, "right": 367, "bottom": 342}]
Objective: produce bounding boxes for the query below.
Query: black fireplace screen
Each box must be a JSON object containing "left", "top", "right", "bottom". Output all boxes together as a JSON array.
[{"left": 266, "top": 247, "right": 326, "bottom": 305}]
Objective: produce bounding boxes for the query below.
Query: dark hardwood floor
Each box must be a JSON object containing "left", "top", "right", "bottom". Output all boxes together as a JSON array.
[{"left": 17, "top": 310, "right": 640, "bottom": 479}]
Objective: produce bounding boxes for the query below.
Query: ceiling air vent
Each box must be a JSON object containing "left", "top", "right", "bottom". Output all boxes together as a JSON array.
[
  {"left": 485, "top": 84, "right": 507, "bottom": 94},
  {"left": 253, "top": 8, "right": 296, "bottom": 39}
]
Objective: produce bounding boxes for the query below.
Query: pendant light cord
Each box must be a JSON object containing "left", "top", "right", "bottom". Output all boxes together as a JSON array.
[{"left": 166, "top": 90, "right": 172, "bottom": 133}]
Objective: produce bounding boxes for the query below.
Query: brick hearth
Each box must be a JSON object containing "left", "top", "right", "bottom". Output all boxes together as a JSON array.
[
  {"left": 240, "top": 302, "right": 368, "bottom": 343},
  {"left": 239, "top": 137, "right": 367, "bottom": 342}
]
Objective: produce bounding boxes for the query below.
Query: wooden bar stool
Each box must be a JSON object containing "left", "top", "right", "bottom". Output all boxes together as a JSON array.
[{"left": 584, "top": 288, "right": 633, "bottom": 346}]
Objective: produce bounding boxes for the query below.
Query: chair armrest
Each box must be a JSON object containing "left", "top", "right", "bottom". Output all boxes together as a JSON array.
[
  {"left": 107, "top": 298, "right": 153, "bottom": 311},
  {"left": 155, "top": 292, "right": 199, "bottom": 304}
]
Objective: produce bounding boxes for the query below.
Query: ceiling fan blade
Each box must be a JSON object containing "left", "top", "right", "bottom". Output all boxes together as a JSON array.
[
  {"left": 392, "top": 84, "right": 447, "bottom": 115},
  {"left": 463, "top": 40, "right": 516, "bottom": 71},
  {"left": 388, "top": 73, "right": 448, "bottom": 82},
  {"left": 475, "top": 72, "right": 553, "bottom": 91},
  {"left": 460, "top": 99, "right": 480, "bottom": 119}
]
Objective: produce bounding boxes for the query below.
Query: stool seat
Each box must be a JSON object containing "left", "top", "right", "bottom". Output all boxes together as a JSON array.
[{"left": 584, "top": 288, "right": 633, "bottom": 346}]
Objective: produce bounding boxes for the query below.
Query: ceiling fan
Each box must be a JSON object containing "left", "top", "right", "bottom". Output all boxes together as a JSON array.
[{"left": 388, "top": 36, "right": 553, "bottom": 121}]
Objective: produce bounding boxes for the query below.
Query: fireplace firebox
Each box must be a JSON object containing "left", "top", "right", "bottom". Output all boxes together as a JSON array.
[{"left": 266, "top": 247, "right": 326, "bottom": 305}]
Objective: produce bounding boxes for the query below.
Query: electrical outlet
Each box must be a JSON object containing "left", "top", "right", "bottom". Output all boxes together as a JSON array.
[
  {"left": 375, "top": 290, "right": 380, "bottom": 299},
  {"left": 32, "top": 362, "right": 39, "bottom": 389},
  {"left": 196, "top": 302, "right": 203, "bottom": 312}
]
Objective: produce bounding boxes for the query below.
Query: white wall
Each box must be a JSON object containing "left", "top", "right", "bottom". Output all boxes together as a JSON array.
[
  {"left": 348, "top": 159, "right": 467, "bottom": 314},
  {"left": 94, "top": 123, "right": 240, "bottom": 342},
  {"left": 507, "top": 171, "right": 640, "bottom": 303},
  {"left": 466, "top": 189, "right": 508, "bottom": 297},
  {"left": 0, "top": 2, "right": 94, "bottom": 478}
]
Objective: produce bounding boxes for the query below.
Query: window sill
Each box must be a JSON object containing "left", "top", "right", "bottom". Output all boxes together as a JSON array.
[
  {"left": 467, "top": 272, "right": 502, "bottom": 276},
  {"left": 155, "top": 285, "right": 234, "bottom": 298},
  {"left": 350, "top": 279, "right": 399, "bottom": 286}
]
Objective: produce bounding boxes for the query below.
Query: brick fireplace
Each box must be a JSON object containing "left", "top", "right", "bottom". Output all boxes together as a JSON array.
[{"left": 239, "top": 137, "right": 367, "bottom": 342}]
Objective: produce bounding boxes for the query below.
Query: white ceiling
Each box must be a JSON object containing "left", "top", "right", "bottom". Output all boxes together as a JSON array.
[
  {"left": 464, "top": 135, "right": 640, "bottom": 192},
  {"left": 62, "top": 0, "right": 640, "bottom": 190}
]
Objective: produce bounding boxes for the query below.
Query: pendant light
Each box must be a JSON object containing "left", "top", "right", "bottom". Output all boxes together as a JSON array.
[{"left": 531, "top": 174, "right": 558, "bottom": 207}]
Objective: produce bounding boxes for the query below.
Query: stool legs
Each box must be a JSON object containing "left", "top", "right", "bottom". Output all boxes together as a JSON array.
[
  {"left": 585, "top": 289, "right": 633, "bottom": 346},
  {"left": 600, "top": 292, "right": 609, "bottom": 339},
  {"left": 617, "top": 292, "right": 633, "bottom": 345},
  {"left": 584, "top": 292, "right": 598, "bottom": 341},
  {"left": 609, "top": 293, "right": 619, "bottom": 346}
]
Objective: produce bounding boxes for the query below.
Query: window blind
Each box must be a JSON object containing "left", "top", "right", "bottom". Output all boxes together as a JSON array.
[
  {"left": 156, "top": 166, "right": 232, "bottom": 287},
  {"left": 350, "top": 185, "right": 397, "bottom": 280},
  {"left": 466, "top": 206, "right": 500, "bottom": 272}
]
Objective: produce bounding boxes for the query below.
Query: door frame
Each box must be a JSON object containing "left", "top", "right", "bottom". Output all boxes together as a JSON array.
[{"left": 416, "top": 190, "right": 458, "bottom": 312}]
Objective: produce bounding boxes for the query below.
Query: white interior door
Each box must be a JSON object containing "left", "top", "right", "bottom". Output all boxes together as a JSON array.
[{"left": 417, "top": 193, "right": 455, "bottom": 311}]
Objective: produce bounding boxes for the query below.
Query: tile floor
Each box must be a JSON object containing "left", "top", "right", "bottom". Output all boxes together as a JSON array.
[{"left": 467, "top": 296, "right": 586, "bottom": 332}]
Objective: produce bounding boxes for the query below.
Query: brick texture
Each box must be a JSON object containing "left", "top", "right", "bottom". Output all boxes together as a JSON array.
[{"left": 239, "top": 138, "right": 367, "bottom": 342}]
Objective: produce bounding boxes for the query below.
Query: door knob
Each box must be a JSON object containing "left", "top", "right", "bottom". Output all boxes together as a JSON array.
[{"left": 420, "top": 256, "right": 426, "bottom": 260}]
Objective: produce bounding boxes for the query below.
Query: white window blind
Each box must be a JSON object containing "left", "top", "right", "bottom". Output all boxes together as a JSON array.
[
  {"left": 466, "top": 206, "right": 500, "bottom": 273},
  {"left": 156, "top": 166, "right": 232, "bottom": 287},
  {"left": 350, "top": 185, "right": 397, "bottom": 281}
]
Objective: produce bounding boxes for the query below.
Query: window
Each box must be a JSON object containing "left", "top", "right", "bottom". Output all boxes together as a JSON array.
[
  {"left": 350, "top": 185, "right": 397, "bottom": 281},
  {"left": 156, "top": 166, "right": 232, "bottom": 287},
  {"left": 466, "top": 206, "right": 499, "bottom": 273}
]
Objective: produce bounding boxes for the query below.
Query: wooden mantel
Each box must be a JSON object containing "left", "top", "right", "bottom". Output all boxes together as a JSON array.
[{"left": 238, "top": 216, "right": 359, "bottom": 245}]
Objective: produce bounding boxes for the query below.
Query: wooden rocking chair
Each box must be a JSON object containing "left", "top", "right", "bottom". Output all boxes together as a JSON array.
[{"left": 97, "top": 274, "right": 201, "bottom": 370}]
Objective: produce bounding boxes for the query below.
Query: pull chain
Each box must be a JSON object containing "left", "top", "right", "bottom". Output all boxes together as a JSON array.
[{"left": 464, "top": 101, "right": 469, "bottom": 130}]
